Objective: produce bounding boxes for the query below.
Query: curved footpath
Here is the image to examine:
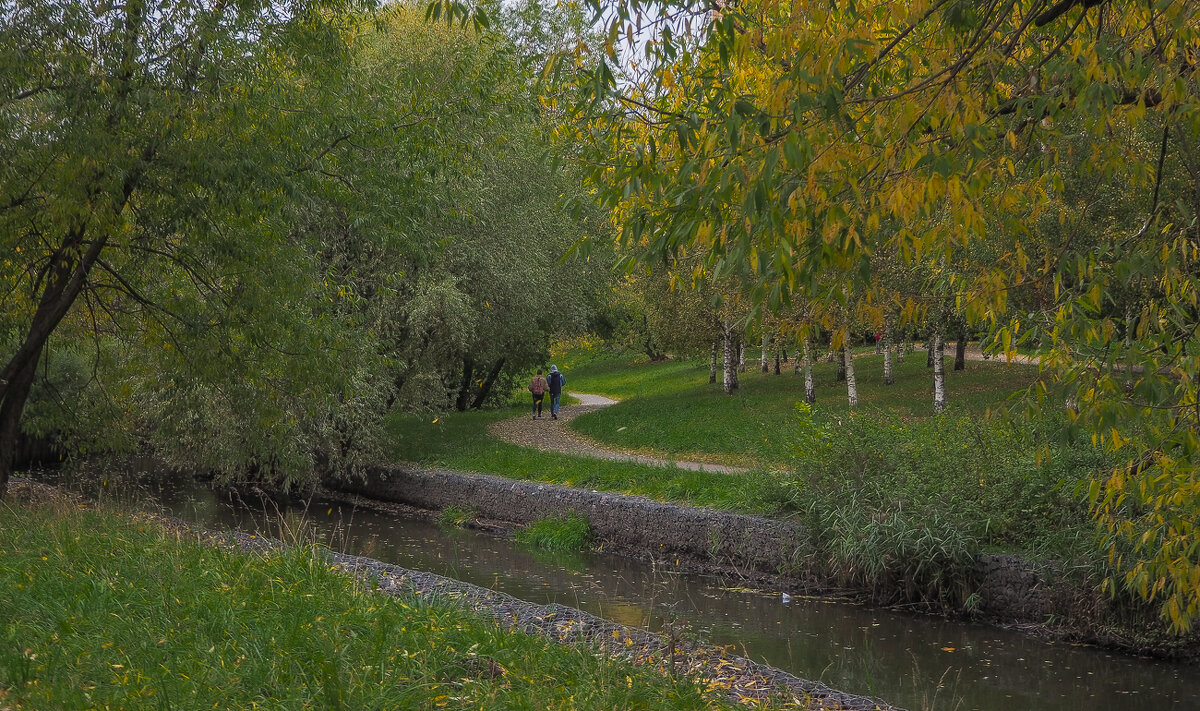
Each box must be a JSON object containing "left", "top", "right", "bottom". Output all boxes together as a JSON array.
[{"left": 488, "top": 393, "right": 750, "bottom": 474}]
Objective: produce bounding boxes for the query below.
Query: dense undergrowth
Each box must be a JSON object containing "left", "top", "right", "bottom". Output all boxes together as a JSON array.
[{"left": 0, "top": 491, "right": 777, "bottom": 710}]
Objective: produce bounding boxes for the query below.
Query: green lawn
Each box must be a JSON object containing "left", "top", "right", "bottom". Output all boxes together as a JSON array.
[
  {"left": 384, "top": 409, "right": 790, "bottom": 516},
  {"left": 0, "top": 494, "right": 778, "bottom": 711},
  {"left": 565, "top": 349, "right": 1040, "bottom": 468}
]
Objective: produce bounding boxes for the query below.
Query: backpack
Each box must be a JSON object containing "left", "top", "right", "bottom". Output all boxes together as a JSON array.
[{"left": 530, "top": 376, "right": 546, "bottom": 396}]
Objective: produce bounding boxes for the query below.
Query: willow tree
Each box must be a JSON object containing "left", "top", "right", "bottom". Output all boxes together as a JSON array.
[
  {"left": 526, "top": 0, "right": 1200, "bottom": 630},
  {"left": 0, "top": 0, "right": 371, "bottom": 496}
]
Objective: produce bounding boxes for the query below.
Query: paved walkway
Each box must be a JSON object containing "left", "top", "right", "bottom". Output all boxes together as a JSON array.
[{"left": 487, "top": 393, "right": 749, "bottom": 474}]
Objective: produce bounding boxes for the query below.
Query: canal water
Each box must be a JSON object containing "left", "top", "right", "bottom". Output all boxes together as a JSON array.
[{"left": 37, "top": 469, "right": 1198, "bottom": 711}]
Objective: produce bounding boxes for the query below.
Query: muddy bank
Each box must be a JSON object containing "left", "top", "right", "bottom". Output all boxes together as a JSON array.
[{"left": 336, "top": 465, "right": 1200, "bottom": 661}]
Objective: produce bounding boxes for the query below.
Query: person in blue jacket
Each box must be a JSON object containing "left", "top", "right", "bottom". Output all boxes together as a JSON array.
[{"left": 546, "top": 365, "right": 566, "bottom": 420}]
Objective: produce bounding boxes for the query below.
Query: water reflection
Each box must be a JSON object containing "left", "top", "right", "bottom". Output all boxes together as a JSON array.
[{"left": 35, "top": 470, "right": 1197, "bottom": 711}]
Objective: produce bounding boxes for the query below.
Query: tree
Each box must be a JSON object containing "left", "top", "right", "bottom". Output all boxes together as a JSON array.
[
  {"left": 550, "top": 0, "right": 1200, "bottom": 630},
  {"left": 0, "top": 0, "right": 372, "bottom": 496}
]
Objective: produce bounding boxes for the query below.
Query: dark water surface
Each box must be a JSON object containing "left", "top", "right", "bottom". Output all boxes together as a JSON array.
[{"left": 39, "top": 470, "right": 1198, "bottom": 711}]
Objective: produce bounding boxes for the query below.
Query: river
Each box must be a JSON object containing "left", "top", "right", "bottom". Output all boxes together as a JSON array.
[{"left": 34, "top": 468, "right": 1198, "bottom": 711}]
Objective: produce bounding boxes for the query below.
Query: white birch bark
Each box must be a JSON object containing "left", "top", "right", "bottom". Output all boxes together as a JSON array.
[
  {"left": 897, "top": 336, "right": 906, "bottom": 362},
  {"left": 803, "top": 338, "right": 815, "bottom": 403},
  {"left": 883, "top": 325, "right": 894, "bottom": 386},
  {"left": 723, "top": 324, "right": 739, "bottom": 394},
  {"left": 738, "top": 340, "right": 745, "bottom": 373},
  {"left": 844, "top": 343, "right": 858, "bottom": 407},
  {"left": 933, "top": 332, "right": 946, "bottom": 413},
  {"left": 761, "top": 332, "right": 769, "bottom": 372},
  {"left": 1124, "top": 306, "right": 1134, "bottom": 391}
]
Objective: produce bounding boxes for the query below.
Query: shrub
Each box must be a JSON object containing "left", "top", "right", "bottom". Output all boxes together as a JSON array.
[{"left": 784, "top": 403, "right": 1107, "bottom": 606}]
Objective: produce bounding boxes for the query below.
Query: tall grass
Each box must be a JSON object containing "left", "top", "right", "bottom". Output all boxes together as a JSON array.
[
  {"left": 514, "top": 513, "right": 592, "bottom": 552},
  {"left": 782, "top": 403, "right": 1108, "bottom": 602},
  {"left": 0, "top": 494, "right": 775, "bottom": 710}
]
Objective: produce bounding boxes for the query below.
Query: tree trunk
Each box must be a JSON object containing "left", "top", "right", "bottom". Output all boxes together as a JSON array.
[
  {"left": 470, "top": 357, "right": 506, "bottom": 409},
  {"left": 0, "top": 354, "right": 40, "bottom": 498},
  {"left": 723, "top": 323, "right": 739, "bottom": 395},
  {"left": 897, "top": 334, "right": 906, "bottom": 363},
  {"left": 844, "top": 344, "right": 858, "bottom": 408},
  {"left": 709, "top": 339, "right": 719, "bottom": 384},
  {"left": 738, "top": 340, "right": 745, "bottom": 373},
  {"left": 1124, "top": 307, "right": 1134, "bottom": 391},
  {"left": 455, "top": 355, "right": 475, "bottom": 411},
  {"left": 933, "top": 332, "right": 947, "bottom": 413},
  {"left": 954, "top": 327, "right": 967, "bottom": 371},
  {"left": 883, "top": 321, "right": 894, "bottom": 386},
  {"left": 773, "top": 349, "right": 781, "bottom": 375},
  {"left": 802, "top": 338, "right": 815, "bottom": 403},
  {"left": 761, "top": 333, "right": 770, "bottom": 372},
  {"left": 0, "top": 227, "right": 110, "bottom": 498},
  {"left": 836, "top": 354, "right": 846, "bottom": 382}
]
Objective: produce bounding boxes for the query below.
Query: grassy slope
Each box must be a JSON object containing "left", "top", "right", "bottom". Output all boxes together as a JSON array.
[
  {"left": 384, "top": 409, "right": 788, "bottom": 515},
  {"left": 0, "top": 496, "right": 771, "bottom": 710},
  {"left": 565, "top": 349, "right": 1039, "bottom": 468}
]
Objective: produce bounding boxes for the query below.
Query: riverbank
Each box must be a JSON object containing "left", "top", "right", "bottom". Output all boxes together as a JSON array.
[
  {"left": 333, "top": 464, "right": 1200, "bottom": 662},
  {"left": 0, "top": 479, "right": 893, "bottom": 711}
]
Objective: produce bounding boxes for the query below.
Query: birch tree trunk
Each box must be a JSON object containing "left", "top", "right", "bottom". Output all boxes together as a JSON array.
[
  {"left": 710, "top": 339, "right": 719, "bottom": 384},
  {"left": 803, "top": 338, "right": 816, "bottom": 403},
  {"left": 883, "top": 321, "right": 894, "bottom": 386},
  {"left": 844, "top": 343, "right": 858, "bottom": 408},
  {"left": 723, "top": 323, "right": 739, "bottom": 394},
  {"left": 933, "top": 332, "right": 947, "bottom": 413},
  {"left": 1124, "top": 307, "right": 1134, "bottom": 391},
  {"left": 897, "top": 335, "right": 906, "bottom": 363},
  {"left": 761, "top": 332, "right": 770, "bottom": 372},
  {"left": 738, "top": 340, "right": 746, "bottom": 373}
]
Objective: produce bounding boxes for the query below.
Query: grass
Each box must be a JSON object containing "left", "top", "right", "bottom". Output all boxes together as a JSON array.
[
  {"left": 514, "top": 513, "right": 592, "bottom": 552},
  {"left": 384, "top": 409, "right": 791, "bottom": 516},
  {"left": 0, "top": 493, "right": 781, "bottom": 711},
  {"left": 566, "top": 348, "right": 1040, "bottom": 468}
]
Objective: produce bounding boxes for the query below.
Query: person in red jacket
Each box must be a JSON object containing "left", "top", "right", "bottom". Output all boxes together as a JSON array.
[{"left": 529, "top": 369, "right": 547, "bottom": 420}]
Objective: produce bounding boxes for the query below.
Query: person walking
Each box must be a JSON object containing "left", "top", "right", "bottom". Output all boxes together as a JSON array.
[
  {"left": 529, "top": 369, "right": 547, "bottom": 420},
  {"left": 547, "top": 364, "right": 566, "bottom": 419}
]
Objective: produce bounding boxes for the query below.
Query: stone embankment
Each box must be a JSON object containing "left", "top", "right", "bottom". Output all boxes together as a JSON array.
[{"left": 337, "top": 465, "right": 1200, "bottom": 660}]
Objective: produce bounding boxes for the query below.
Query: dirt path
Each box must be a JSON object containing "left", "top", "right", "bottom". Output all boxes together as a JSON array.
[{"left": 487, "top": 392, "right": 749, "bottom": 474}]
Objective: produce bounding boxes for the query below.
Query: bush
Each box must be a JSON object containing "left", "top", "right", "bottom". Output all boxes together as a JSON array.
[{"left": 784, "top": 403, "right": 1106, "bottom": 606}]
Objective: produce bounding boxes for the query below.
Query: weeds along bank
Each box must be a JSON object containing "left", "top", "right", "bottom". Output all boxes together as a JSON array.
[
  {"left": 338, "top": 465, "right": 1200, "bottom": 660},
  {"left": 0, "top": 482, "right": 884, "bottom": 711}
]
